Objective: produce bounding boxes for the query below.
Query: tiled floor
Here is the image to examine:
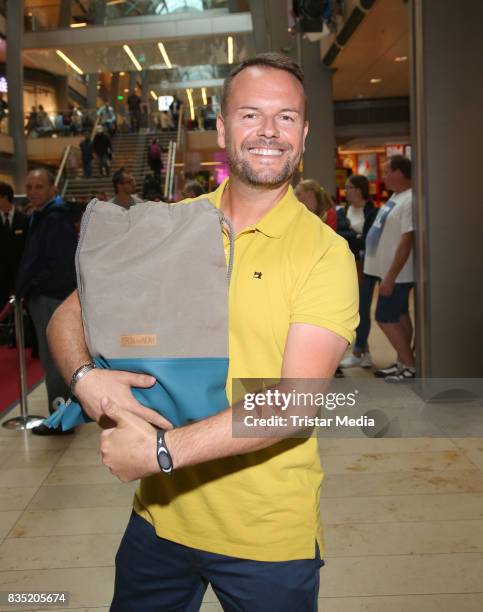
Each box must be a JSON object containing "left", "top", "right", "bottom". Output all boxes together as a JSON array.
[{"left": 0, "top": 320, "right": 482, "bottom": 611}]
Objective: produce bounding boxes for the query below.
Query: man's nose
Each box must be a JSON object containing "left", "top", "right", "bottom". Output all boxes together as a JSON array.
[{"left": 257, "top": 116, "right": 279, "bottom": 139}]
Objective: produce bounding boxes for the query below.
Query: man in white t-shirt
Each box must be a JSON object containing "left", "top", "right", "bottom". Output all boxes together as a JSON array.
[{"left": 364, "top": 155, "right": 415, "bottom": 381}]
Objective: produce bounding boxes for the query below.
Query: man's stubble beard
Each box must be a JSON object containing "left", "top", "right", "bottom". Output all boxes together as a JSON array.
[{"left": 225, "top": 135, "right": 301, "bottom": 189}]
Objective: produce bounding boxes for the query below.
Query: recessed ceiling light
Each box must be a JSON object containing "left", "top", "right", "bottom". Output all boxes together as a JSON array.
[
  {"left": 70, "top": 22, "right": 87, "bottom": 28},
  {"left": 119, "top": 71, "right": 126, "bottom": 76},
  {"left": 55, "top": 50, "right": 84, "bottom": 75},
  {"left": 370, "top": 78, "right": 382, "bottom": 84},
  {"left": 157, "top": 43, "right": 172, "bottom": 69},
  {"left": 394, "top": 56, "right": 408, "bottom": 62},
  {"left": 123, "top": 45, "right": 142, "bottom": 72},
  {"left": 227, "top": 36, "right": 234, "bottom": 65}
]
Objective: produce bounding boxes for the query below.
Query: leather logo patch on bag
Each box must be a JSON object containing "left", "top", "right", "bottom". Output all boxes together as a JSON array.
[{"left": 120, "top": 334, "right": 158, "bottom": 347}]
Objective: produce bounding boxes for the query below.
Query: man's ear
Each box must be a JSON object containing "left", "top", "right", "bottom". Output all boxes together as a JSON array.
[
  {"left": 302, "top": 120, "right": 309, "bottom": 153},
  {"left": 217, "top": 114, "right": 226, "bottom": 150}
]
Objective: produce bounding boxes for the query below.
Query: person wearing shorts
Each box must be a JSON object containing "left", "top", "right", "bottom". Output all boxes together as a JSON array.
[{"left": 364, "top": 155, "right": 416, "bottom": 381}]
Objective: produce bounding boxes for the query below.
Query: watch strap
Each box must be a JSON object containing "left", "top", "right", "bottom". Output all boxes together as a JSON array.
[{"left": 70, "top": 362, "right": 96, "bottom": 395}]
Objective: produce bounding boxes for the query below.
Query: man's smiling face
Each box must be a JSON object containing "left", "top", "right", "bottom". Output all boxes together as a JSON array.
[{"left": 217, "top": 66, "right": 308, "bottom": 189}]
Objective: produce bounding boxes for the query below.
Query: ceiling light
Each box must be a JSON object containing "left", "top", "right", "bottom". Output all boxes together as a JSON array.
[
  {"left": 227, "top": 36, "right": 234, "bottom": 65},
  {"left": 201, "top": 87, "right": 207, "bottom": 106},
  {"left": 157, "top": 42, "right": 172, "bottom": 69},
  {"left": 186, "top": 88, "right": 195, "bottom": 122},
  {"left": 55, "top": 50, "right": 83, "bottom": 75},
  {"left": 119, "top": 71, "right": 126, "bottom": 76},
  {"left": 394, "top": 56, "right": 408, "bottom": 62},
  {"left": 124, "top": 88, "right": 129, "bottom": 92},
  {"left": 150, "top": 90, "right": 158, "bottom": 101},
  {"left": 123, "top": 44, "right": 142, "bottom": 71},
  {"left": 70, "top": 22, "right": 87, "bottom": 28},
  {"left": 107, "top": 0, "right": 126, "bottom": 5},
  {"left": 370, "top": 78, "right": 382, "bottom": 84}
]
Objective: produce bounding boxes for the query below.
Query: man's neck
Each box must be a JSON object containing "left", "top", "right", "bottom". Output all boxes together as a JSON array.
[
  {"left": 0, "top": 203, "right": 12, "bottom": 215},
  {"left": 114, "top": 193, "right": 133, "bottom": 208},
  {"left": 221, "top": 177, "right": 290, "bottom": 235},
  {"left": 392, "top": 183, "right": 412, "bottom": 195}
]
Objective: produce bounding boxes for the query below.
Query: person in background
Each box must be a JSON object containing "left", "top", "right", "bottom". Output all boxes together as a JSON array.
[
  {"left": 25, "top": 106, "right": 39, "bottom": 137},
  {"left": 364, "top": 155, "right": 415, "bottom": 381},
  {"left": 97, "top": 103, "right": 117, "bottom": 136},
  {"left": 110, "top": 167, "right": 143, "bottom": 208},
  {"left": 80, "top": 132, "right": 94, "bottom": 178},
  {"left": 147, "top": 138, "right": 163, "bottom": 183},
  {"left": 202, "top": 97, "right": 217, "bottom": 130},
  {"left": 169, "top": 94, "right": 182, "bottom": 130},
  {"left": 295, "top": 179, "right": 337, "bottom": 230},
  {"left": 0, "top": 93, "right": 8, "bottom": 131},
  {"left": 182, "top": 180, "right": 205, "bottom": 199},
  {"left": 127, "top": 90, "right": 142, "bottom": 133},
  {"left": 36, "top": 105, "right": 54, "bottom": 137},
  {"left": 94, "top": 191, "right": 108, "bottom": 201},
  {"left": 159, "top": 110, "right": 174, "bottom": 131},
  {"left": 15, "top": 169, "right": 77, "bottom": 435},
  {"left": 339, "top": 174, "right": 378, "bottom": 370},
  {"left": 0, "top": 182, "right": 28, "bottom": 310},
  {"left": 93, "top": 126, "right": 112, "bottom": 177},
  {"left": 142, "top": 173, "right": 162, "bottom": 200},
  {"left": 71, "top": 105, "right": 83, "bottom": 135}
]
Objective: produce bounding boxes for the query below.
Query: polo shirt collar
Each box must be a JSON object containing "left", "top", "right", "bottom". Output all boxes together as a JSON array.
[{"left": 208, "top": 178, "right": 301, "bottom": 239}]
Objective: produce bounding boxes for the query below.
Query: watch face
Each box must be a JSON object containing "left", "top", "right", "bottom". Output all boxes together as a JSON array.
[{"left": 157, "top": 450, "right": 171, "bottom": 471}]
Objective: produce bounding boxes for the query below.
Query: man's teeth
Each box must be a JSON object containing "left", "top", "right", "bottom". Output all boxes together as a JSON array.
[{"left": 249, "top": 148, "right": 283, "bottom": 156}]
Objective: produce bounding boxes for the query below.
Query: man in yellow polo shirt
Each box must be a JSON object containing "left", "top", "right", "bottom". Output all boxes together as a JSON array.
[{"left": 48, "top": 53, "right": 358, "bottom": 611}]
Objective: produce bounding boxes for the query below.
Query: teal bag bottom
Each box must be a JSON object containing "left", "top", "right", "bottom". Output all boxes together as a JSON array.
[{"left": 43, "top": 356, "right": 229, "bottom": 431}]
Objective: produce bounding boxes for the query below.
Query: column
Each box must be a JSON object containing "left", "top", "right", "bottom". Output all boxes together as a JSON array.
[
  {"left": 110, "top": 72, "right": 120, "bottom": 111},
  {"left": 55, "top": 75, "right": 69, "bottom": 111},
  {"left": 299, "top": 37, "right": 336, "bottom": 195},
  {"left": 58, "top": 0, "right": 72, "bottom": 28},
  {"left": 128, "top": 71, "right": 138, "bottom": 93},
  {"left": 86, "top": 74, "right": 98, "bottom": 110},
  {"left": 410, "top": 0, "right": 483, "bottom": 376},
  {"left": 6, "top": 0, "right": 27, "bottom": 192}
]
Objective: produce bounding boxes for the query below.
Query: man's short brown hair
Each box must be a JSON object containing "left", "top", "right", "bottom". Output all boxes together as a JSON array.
[{"left": 221, "top": 52, "right": 306, "bottom": 116}]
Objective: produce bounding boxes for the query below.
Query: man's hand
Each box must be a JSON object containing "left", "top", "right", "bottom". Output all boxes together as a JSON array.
[
  {"left": 99, "top": 398, "right": 160, "bottom": 483},
  {"left": 379, "top": 276, "right": 395, "bottom": 296},
  {"left": 74, "top": 369, "right": 173, "bottom": 430}
]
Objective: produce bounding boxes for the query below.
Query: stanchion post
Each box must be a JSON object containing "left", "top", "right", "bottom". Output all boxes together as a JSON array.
[{"left": 2, "top": 296, "right": 45, "bottom": 430}]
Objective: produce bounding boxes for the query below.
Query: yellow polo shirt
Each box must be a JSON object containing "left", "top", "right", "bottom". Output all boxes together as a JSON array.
[{"left": 134, "top": 179, "right": 358, "bottom": 561}]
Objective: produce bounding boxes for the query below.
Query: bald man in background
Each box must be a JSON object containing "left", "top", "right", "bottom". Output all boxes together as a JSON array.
[{"left": 15, "top": 169, "right": 78, "bottom": 434}]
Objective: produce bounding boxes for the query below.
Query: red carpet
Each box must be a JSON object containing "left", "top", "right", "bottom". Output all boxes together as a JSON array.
[{"left": 0, "top": 347, "right": 45, "bottom": 414}]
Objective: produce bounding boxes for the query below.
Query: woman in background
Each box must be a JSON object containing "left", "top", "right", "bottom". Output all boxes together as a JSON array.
[
  {"left": 295, "top": 179, "right": 337, "bottom": 230},
  {"left": 339, "top": 174, "right": 378, "bottom": 370}
]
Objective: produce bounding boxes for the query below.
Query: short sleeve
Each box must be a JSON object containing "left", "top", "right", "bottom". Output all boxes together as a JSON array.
[
  {"left": 290, "top": 234, "right": 359, "bottom": 345},
  {"left": 400, "top": 197, "right": 414, "bottom": 234}
]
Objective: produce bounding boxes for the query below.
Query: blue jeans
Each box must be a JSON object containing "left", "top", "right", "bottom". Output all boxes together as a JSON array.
[
  {"left": 354, "top": 274, "right": 378, "bottom": 352},
  {"left": 111, "top": 512, "right": 323, "bottom": 612}
]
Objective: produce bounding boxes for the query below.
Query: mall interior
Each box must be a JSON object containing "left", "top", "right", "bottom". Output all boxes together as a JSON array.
[{"left": 0, "top": 0, "right": 482, "bottom": 610}]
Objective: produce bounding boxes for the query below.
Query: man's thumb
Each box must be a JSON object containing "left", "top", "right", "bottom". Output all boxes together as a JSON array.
[{"left": 101, "top": 397, "right": 120, "bottom": 421}]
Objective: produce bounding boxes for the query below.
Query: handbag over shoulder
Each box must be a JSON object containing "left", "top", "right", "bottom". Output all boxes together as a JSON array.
[{"left": 45, "top": 197, "right": 233, "bottom": 431}]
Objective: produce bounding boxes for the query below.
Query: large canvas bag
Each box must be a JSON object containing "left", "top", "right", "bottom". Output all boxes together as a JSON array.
[{"left": 45, "top": 198, "right": 232, "bottom": 431}]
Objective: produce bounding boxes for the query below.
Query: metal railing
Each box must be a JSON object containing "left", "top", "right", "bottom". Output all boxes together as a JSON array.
[{"left": 1, "top": 296, "right": 44, "bottom": 430}]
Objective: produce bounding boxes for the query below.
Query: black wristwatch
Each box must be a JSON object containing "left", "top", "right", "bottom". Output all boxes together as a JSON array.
[{"left": 156, "top": 430, "right": 173, "bottom": 474}]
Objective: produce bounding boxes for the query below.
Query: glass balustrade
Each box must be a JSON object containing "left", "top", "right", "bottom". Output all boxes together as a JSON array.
[{"left": 24, "top": 0, "right": 228, "bottom": 32}]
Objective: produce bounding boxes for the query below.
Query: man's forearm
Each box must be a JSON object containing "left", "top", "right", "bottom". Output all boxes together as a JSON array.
[
  {"left": 165, "top": 406, "right": 276, "bottom": 470},
  {"left": 47, "top": 291, "right": 91, "bottom": 385}
]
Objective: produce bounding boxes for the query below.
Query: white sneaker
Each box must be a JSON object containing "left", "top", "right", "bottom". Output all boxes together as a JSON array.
[
  {"left": 360, "top": 352, "right": 373, "bottom": 368},
  {"left": 340, "top": 353, "right": 363, "bottom": 368}
]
